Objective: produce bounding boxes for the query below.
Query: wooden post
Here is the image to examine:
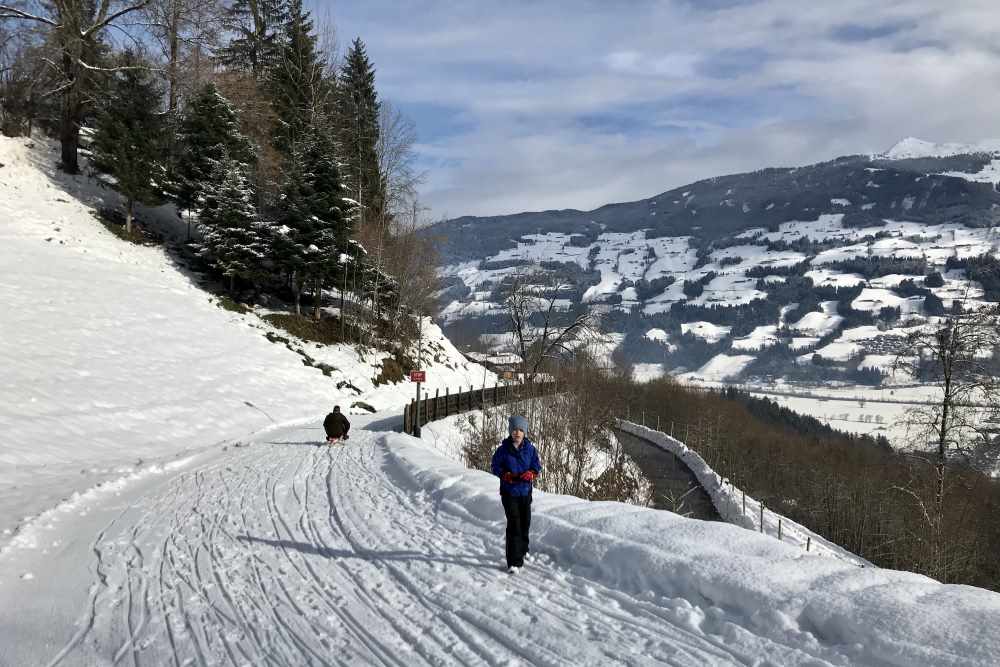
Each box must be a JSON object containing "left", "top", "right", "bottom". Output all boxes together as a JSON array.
[
  {"left": 642, "top": 410, "right": 645, "bottom": 426},
  {"left": 657, "top": 414, "right": 660, "bottom": 432},
  {"left": 671, "top": 421, "right": 675, "bottom": 437},
  {"left": 445, "top": 387, "right": 450, "bottom": 417},
  {"left": 806, "top": 537, "right": 811, "bottom": 552},
  {"left": 434, "top": 388, "right": 440, "bottom": 420},
  {"left": 403, "top": 403, "right": 409, "bottom": 433},
  {"left": 760, "top": 502, "right": 765, "bottom": 533},
  {"left": 778, "top": 518, "right": 783, "bottom": 541},
  {"left": 742, "top": 490, "right": 746, "bottom": 516}
]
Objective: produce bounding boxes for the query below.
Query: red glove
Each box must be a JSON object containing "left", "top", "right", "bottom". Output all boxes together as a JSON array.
[
  {"left": 501, "top": 472, "right": 516, "bottom": 483},
  {"left": 520, "top": 470, "right": 536, "bottom": 482}
]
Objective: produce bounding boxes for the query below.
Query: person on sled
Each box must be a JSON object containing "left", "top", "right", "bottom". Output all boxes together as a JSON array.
[
  {"left": 490, "top": 414, "right": 542, "bottom": 574},
  {"left": 323, "top": 405, "right": 351, "bottom": 444}
]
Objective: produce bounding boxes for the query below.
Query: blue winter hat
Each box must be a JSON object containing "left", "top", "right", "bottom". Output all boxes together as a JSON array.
[{"left": 508, "top": 415, "right": 529, "bottom": 434}]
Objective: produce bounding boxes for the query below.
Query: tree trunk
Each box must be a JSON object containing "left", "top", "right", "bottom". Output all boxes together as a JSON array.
[
  {"left": 126, "top": 198, "right": 134, "bottom": 235},
  {"left": 167, "top": 0, "right": 180, "bottom": 162},
  {"left": 168, "top": 1, "right": 180, "bottom": 115},
  {"left": 58, "top": 49, "right": 81, "bottom": 174},
  {"left": 293, "top": 271, "right": 302, "bottom": 315},
  {"left": 313, "top": 277, "right": 322, "bottom": 321},
  {"left": 351, "top": 248, "right": 359, "bottom": 341},
  {"left": 59, "top": 98, "right": 80, "bottom": 174},
  {"left": 230, "top": 272, "right": 236, "bottom": 294},
  {"left": 341, "top": 265, "right": 348, "bottom": 338}
]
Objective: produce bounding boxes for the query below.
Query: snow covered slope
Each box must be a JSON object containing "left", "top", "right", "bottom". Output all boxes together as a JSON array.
[
  {"left": 0, "top": 137, "right": 491, "bottom": 544},
  {"left": 882, "top": 136, "right": 1000, "bottom": 159},
  {"left": 3, "top": 418, "right": 999, "bottom": 666}
]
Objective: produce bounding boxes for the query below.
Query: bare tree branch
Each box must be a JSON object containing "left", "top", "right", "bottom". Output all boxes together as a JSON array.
[
  {"left": 0, "top": 5, "right": 57, "bottom": 25},
  {"left": 85, "top": 1, "right": 151, "bottom": 38}
]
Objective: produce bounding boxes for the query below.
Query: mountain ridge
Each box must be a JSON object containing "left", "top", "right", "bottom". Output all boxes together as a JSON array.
[
  {"left": 427, "top": 141, "right": 1000, "bottom": 426},
  {"left": 424, "top": 145, "right": 1000, "bottom": 266}
]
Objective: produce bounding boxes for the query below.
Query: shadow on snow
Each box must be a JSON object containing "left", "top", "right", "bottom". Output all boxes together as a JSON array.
[{"left": 237, "top": 534, "right": 497, "bottom": 570}]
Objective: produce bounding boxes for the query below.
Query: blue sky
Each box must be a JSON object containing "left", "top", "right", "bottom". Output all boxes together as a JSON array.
[{"left": 312, "top": 0, "right": 1000, "bottom": 219}]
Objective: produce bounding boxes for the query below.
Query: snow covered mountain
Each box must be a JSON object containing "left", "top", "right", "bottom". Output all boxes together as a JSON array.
[
  {"left": 428, "top": 140, "right": 1000, "bottom": 395},
  {"left": 881, "top": 136, "right": 1000, "bottom": 160}
]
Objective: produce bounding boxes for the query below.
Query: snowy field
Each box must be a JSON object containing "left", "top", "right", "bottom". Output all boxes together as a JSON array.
[{"left": 684, "top": 379, "right": 958, "bottom": 445}]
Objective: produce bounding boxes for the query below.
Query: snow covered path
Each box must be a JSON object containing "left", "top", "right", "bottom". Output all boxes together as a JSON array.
[{"left": 2, "top": 419, "right": 854, "bottom": 667}]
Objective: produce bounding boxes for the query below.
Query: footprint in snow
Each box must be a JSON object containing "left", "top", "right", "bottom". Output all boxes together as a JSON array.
[{"left": 20, "top": 572, "right": 34, "bottom": 581}]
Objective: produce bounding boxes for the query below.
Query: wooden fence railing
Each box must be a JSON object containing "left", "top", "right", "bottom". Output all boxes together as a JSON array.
[{"left": 403, "top": 381, "right": 558, "bottom": 436}]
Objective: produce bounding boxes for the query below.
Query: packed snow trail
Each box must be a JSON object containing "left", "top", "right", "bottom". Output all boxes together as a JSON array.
[{"left": 1, "top": 419, "right": 858, "bottom": 666}]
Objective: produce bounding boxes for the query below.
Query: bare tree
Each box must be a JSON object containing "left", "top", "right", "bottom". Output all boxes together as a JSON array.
[
  {"left": 361, "top": 100, "right": 423, "bottom": 339},
  {"left": 503, "top": 270, "right": 601, "bottom": 382},
  {"left": 380, "top": 199, "right": 440, "bottom": 347},
  {"left": 894, "top": 304, "right": 1000, "bottom": 578},
  {"left": 458, "top": 356, "right": 652, "bottom": 506},
  {"left": 0, "top": 22, "right": 53, "bottom": 136},
  {"left": 0, "top": 0, "right": 153, "bottom": 173},
  {"left": 142, "top": 0, "right": 224, "bottom": 117}
]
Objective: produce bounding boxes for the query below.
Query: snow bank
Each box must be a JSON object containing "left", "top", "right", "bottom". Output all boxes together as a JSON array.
[
  {"left": 616, "top": 421, "right": 866, "bottom": 564},
  {"left": 380, "top": 429, "right": 1000, "bottom": 667}
]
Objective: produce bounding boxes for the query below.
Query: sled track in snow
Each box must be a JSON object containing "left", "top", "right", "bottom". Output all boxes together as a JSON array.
[{"left": 46, "top": 426, "right": 856, "bottom": 666}]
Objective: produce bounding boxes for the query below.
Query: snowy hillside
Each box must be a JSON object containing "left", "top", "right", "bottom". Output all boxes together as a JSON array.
[
  {"left": 0, "top": 136, "right": 492, "bottom": 544},
  {"left": 428, "top": 141, "right": 1000, "bottom": 442}
]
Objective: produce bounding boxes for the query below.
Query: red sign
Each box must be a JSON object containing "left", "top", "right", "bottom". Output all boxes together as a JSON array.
[{"left": 409, "top": 370, "right": 426, "bottom": 383}]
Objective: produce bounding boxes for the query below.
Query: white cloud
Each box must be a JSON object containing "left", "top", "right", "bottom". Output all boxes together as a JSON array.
[{"left": 325, "top": 0, "right": 1000, "bottom": 217}]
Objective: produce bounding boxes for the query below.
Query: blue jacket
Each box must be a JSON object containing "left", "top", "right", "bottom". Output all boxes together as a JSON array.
[{"left": 491, "top": 437, "right": 542, "bottom": 497}]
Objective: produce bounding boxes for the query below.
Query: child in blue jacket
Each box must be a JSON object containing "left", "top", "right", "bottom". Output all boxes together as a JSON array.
[{"left": 491, "top": 414, "right": 542, "bottom": 573}]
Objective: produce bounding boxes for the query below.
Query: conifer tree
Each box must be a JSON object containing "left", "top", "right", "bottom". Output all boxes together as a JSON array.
[
  {"left": 198, "top": 155, "right": 270, "bottom": 293},
  {"left": 269, "top": 0, "right": 322, "bottom": 155},
  {"left": 90, "top": 50, "right": 165, "bottom": 235},
  {"left": 337, "top": 37, "right": 385, "bottom": 239},
  {"left": 275, "top": 126, "right": 352, "bottom": 317},
  {"left": 173, "top": 83, "right": 255, "bottom": 238},
  {"left": 216, "top": 0, "right": 288, "bottom": 78}
]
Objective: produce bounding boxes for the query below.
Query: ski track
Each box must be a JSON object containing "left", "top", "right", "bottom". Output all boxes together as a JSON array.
[{"left": 42, "top": 426, "right": 853, "bottom": 666}]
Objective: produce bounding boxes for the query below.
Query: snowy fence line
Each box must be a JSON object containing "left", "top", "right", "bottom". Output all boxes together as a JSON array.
[
  {"left": 403, "top": 380, "right": 559, "bottom": 436},
  {"left": 618, "top": 419, "right": 870, "bottom": 566}
]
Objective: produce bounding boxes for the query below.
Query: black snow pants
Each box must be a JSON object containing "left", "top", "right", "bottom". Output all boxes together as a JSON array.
[{"left": 501, "top": 494, "right": 532, "bottom": 568}]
